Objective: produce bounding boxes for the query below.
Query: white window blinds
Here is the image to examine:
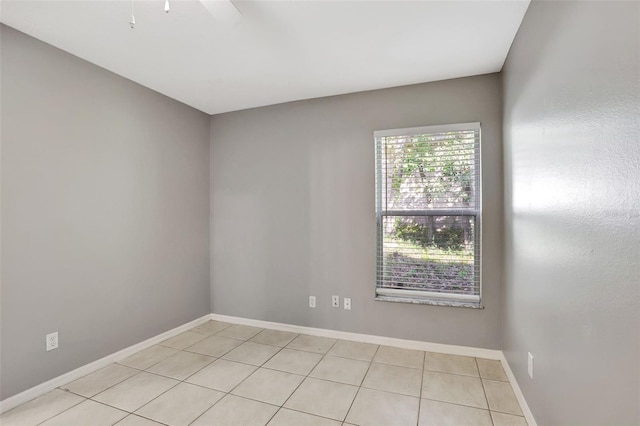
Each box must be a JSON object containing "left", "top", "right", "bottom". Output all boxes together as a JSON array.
[{"left": 375, "top": 123, "right": 481, "bottom": 306}]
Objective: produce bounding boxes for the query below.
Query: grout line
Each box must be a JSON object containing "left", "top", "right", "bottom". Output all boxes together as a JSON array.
[
  {"left": 279, "top": 338, "right": 339, "bottom": 401},
  {"left": 422, "top": 368, "right": 482, "bottom": 379},
  {"left": 184, "top": 393, "right": 282, "bottom": 426},
  {"left": 111, "top": 350, "right": 474, "bottom": 421},
  {"left": 276, "top": 337, "right": 341, "bottom": 420},
  {"left": 86, "top": 328, "right": 260, "bottom": 422},
  {"left": 157, "top": 330, "right": 211, "bottom": 350},
  {"left": 188, "top": 335, "right": 335, "bottom": 425},
  {"left": 148, "top": 363, "right": 217, "bottom": 384},
  {"left": 417, "top": 352, "right": 426, "bottom": 426},
  {"left": 124, "top": 413, "right": 171, "bottom": 426},
  {"left": 108, "top": 373, "right": 182, "bottom": 417},
  {"left": 190, "top": 321, "right": 232, "bottom": 335},
  {"left": 133, "top": 412, "right": 173, "bottom": 426},
  {"left": 31, "top": 394, "right": 87, "bottom": 426},
  {"left": 116, "top": 345, "right": 182, "bottom": 371},
  {"left": 342, "top": 343, "right": 381, "bottom": 423},
  {"left": 420, "top": 396, "right": 494, "bottom": 413},
  {"left": 12, "top": 321, "right": 515, "bottom": 426},
  {"left": 184, "top": 395, "right": 226, "bottom": 426},
  {"left": 180, "top": 357, "right": 224, "bottom": 384},
  {"left": 59, "top": 364, "right": 141, "bottom": 398},
  {"left": 488, "top": 408, "right": 528, "bottom": 416},
  {"left": 223, "top": 350, "right": 289, "bottom": 396},
  {"left": 476, "top": 357, "right": 494, "bottom": 424},
  {"left": 481, "top": 378, "right": 525, "bottom": 416},
  {"left": 134, "top": 331, "right": 284, "bottom": 425},
  {"left": 262, "top": 402, "right": 282, "bottom": 425},
  {"left": 3, "top": 319, "right": 210, "bottom": 421},
  {"left": 85, "top": 399, "right": 149, "bottom": 423}
]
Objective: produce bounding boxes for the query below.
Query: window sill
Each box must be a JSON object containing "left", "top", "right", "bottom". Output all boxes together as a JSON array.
[{"left": 375, "top": 295, "right": 484, "bottom": 309}]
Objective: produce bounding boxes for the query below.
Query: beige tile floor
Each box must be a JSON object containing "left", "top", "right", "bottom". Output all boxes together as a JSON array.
[{"left": 1, "top": 321, "right": 528, "bottom": 426}]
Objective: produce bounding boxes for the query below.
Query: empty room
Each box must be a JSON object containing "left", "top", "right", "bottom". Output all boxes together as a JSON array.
[{"left": 1, "top": 0, "right": 638, "bottom": 425}]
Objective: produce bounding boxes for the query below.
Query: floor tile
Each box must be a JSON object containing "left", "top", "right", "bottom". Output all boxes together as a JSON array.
[
  {"left": 147, "top": 351, "right": 214, "bottom": 380},
  {"left": 477, "top": 359, "right": 508, "bottom": 381},
  {"left": 0, "top": 389, "right": 85, "bottom": 426},
  {"left": 40, "top": 399, "right": 127, "bottom": 426},
  {"left": 2, "top": 320, "right": 533, "bottom": 426},
  {"left": 286, "top": 335, "right": 336, "bottom": 354},
  {"left": 216, "top": 324, "right": 264, "bottom": 340},
  {"left": 284, "top": 378, "right": 358, "bottom": 421},
  {"left": 327, "top": 340, "right": 378, "bottom": 362},
  {"left": 190, "top": 320, "right": 231, "bottom": 335},
  {"left": 422, "top": 371, "right": 487, "bottom": 409},
  {"left": 309, "top": 356, "right": 369, "bottom": 386},
  {"left": 424, "top": 352, "right": 479, "bottom": 377},
  {"left": 250, "top": 329, "right": 298, "bottom": 347},
  {"left": 222, "top": 341, "right": 281, "bottom": 366},
  {"left": 93, "top": 372, "right": 179, "bottom": 412},
  {"left": 491, "top": 411, "right": 528, "bottom": 426},
  {"left": 192, "top": 394, "right": 278, "bottom": 426},
  {"left": 118, "top": 345, "right": 179, "bottom": 370},
  {"left": 135, "top": 382, "right": 224, "bottom": 426},
  {"left": 185, "top": 335, "right": 243, "bottom": 357},
  {"left": 345, "top": 387, "right": 419, "bottom": 426},
  {"left": 231, "top": 368, "right": 305, "bottom": 406},
  {"left": 186, "top": 359, "right": 257, "bottom": 392},
  {"left": 61, "top": 364, "right": 138, "bottom": 397},
  {"left": 263, "top": 348, "right": 323, "bottom": 375},
  {"left": 373, "top": 346, "right": 424, "bottom": 369},
  {"left": 116, "top": 414, "right": 166, "bottom": 426},
  {"left": 418, "top": 399, "right": 492, "bottom": 426},
  {"left": 267, "top": 408, "right": 341, "bottom": 426},
  {"left": 362, "top": 362, "right": 422, "bottom": 397},
  {"left": 483, "top": 379, "right": 523, "bottom": 415},
  {"left": 159, "top": 331, "right": 208, "bottom": 350}
]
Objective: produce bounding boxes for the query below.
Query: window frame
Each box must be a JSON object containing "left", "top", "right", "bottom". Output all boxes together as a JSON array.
[{"left": 374, "top": 122, "right": 483, "bottom": 308}]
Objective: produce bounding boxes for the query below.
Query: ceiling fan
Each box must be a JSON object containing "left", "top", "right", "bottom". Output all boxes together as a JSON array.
[{"left": 130, "top": 0, "right": 241, "bottom": 29}]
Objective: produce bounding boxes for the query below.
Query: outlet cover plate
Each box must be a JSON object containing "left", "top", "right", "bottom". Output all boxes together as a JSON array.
[
  {"left": 46, "top": 332, "right": 59, "bottom": 351},
  {"left": 331, "top": 295, "right": 339, "bottom": 308},
  {"left": 344, "top": 298, "right": 351, "bottom": 310},
  {"left": 309, "top": 296, "right": 316, "bottom": 308},
  {"left": 527, "top": 352, "right": 534, "bottom": 379}
]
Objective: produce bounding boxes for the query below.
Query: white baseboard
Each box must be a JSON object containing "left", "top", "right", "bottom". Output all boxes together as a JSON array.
[
  {"left": 214, "top": 314, "right": 536, "bottom": 423},
  {"left": 500, "top": 352, "right": 538, "bottom": 426},
  {"left": 0, "top": 315, "right": 210, "bottom": 414},
  {"left": 210, "top": 313, "right": 503, "bottom": 360},
  {"left": 2, "top": 312, "right": 535, "bottom": 426}
]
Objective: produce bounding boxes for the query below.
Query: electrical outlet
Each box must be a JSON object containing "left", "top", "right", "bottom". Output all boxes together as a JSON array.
[
  {"left": 343, "top": 298, "right": 351, "bottom": 310},
  {"left": 528, "top": 352, "right": 534, "bottom": 379},
  {"left": 46, "top": 332, "right": 59, "bottom": 351},
  {"left": 309, "top": 296, "right": 316, "bottom": 308},
  {"left": 331, "top": 295, "right": 339, "bottom": 308}
]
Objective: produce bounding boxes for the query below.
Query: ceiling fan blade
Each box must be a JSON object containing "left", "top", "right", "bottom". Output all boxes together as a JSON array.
[{"left": 199, "top": 0, "right": 242, "bottom": 24}]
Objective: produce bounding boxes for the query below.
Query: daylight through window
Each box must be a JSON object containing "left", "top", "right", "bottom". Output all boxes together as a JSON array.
[{"left": 375, "top": 123, "right": 481, "bottom": 307}]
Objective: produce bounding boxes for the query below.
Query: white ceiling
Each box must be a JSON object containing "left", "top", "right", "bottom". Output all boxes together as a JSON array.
[{"left": 1, "top": 0, "right": 530, "bottom": 114}]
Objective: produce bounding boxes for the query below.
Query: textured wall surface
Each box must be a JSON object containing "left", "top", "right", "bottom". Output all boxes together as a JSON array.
[
  {"left": 210, "top": 74, "right": 504, "bottom": 349},
  {"left": 502, "top": 1, "right": 640, "bottom": 424},
  {"left": 1, "top": 25, "right": 211, "bottom": 399}
]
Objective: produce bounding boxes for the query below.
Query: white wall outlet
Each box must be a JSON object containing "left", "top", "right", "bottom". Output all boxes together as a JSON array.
[
  {"left": 309, "top": 296, "right": 316, "bottom": 308},
  {"left": 46, "top": 332, "right": 59, "bottom": 351},
  {"left": 528, "top": 352, "right": 534, "bottom": 379},
  {"left": 344, "top": 298, "right": 351, "bottom": 310},
  {"left": 331, "top": 295, "right": 339, "bottom": 308}
]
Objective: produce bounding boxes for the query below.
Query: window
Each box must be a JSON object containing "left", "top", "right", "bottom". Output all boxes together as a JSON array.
[{"left": 375, "top": 123, "right": 481, "bottom": 307}]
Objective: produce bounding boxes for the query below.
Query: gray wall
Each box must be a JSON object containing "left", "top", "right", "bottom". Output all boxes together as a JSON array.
[
  {"left": 0, "top": 25, "right": 211, "bottom": 399},
  {"left": 210, "top": 74, "right": 503, "bottom": 349},
  {"left": 501, "top": 2, "right": 640, "bottom": 425}
]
